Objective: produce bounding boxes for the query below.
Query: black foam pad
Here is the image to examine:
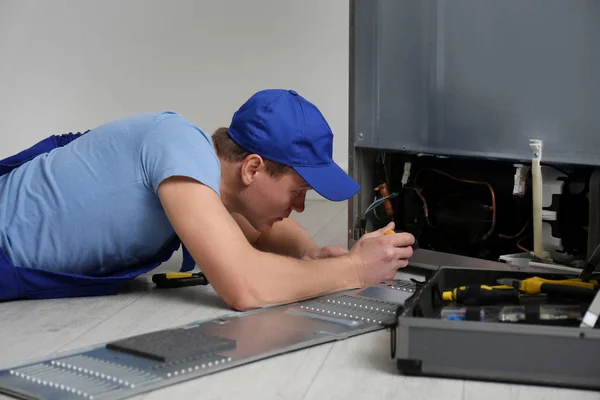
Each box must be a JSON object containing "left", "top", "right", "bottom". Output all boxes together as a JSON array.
[{"left": 106, "top": 327, "right": 236, "bottom": 362}]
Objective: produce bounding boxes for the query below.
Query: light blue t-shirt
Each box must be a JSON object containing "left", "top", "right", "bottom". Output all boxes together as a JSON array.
[{"left": 0, "top": 111, "right": 221, "bottom": 276}]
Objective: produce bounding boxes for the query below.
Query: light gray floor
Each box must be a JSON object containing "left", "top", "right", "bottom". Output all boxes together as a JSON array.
[{"left": 0, "top": 200, "right": 597, "bottom": 400}]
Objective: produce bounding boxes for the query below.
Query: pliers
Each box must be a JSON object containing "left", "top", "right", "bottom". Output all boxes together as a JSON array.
[
  {"left": 497, "top": 243, "right": 600, "bottom": 300},
  {"left": 497, "top": 276, "right": 598, "bottom": 301}
]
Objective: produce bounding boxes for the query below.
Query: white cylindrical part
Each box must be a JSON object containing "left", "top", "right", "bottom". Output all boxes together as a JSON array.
[
  {"left": 531, "top": 158, "right": 544, "bottom": 258},
  {"left": 529, "top": 139, "right": 546, "bottom": 259}
]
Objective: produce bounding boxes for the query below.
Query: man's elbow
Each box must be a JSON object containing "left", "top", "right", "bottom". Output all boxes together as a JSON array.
[
  {"left": 221, "top": 289, "right": 262, "bottom": 312},
  {"left": 226, "top": 298, "right": 256, "bottom": 312}
]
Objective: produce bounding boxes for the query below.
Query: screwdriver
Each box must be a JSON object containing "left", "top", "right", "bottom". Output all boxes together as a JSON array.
[
  {"left": 442, "top": 285, "right": 520, "bottom": 306},
  {"left": 152, "top": 272, "right": 209, "bottom": 289}
]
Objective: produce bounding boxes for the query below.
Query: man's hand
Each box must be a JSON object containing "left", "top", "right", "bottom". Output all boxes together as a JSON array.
[
  {"left": 347, "top": 222, "right": 414, "bottom": 286},
  {"left": 301, "top": 246, "right": 348, "bottom": 260}
]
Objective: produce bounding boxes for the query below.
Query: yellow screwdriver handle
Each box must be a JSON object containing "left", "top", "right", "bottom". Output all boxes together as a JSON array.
[{"left": 163, "top": 272, "right": 194, "bottom": 279}]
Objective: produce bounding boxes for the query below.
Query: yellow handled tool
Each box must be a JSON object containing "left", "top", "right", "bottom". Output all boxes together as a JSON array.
[
  {"left": 159, "top": 272, "right": 195, "bottom": 279},
  {"left": 497, "top": 277, "right": 598, "bottom": 294},
  {"left": 497, "top": 277, "right": 598, "bottom": 301},
  {"left": 442, "top": 285, "right": 518, "bottom": 305},
  {"left": 152, "top": 272, "right": 209, "bottom": 289}
]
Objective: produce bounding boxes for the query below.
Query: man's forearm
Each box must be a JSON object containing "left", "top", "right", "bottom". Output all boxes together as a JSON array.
[
  {"left": 158, "top": 177, "right": 361, "bottom": 312},
  {"left": 234, "top": 250, "right": 361, "bottom": 310},
  {"left": 254, "top": 217, "right": 318, "bottom": 258}
]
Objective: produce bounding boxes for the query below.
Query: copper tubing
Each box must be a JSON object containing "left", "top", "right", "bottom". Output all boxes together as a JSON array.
[{"left": 375, "top": 183, "right": 395, "bottom": 218}]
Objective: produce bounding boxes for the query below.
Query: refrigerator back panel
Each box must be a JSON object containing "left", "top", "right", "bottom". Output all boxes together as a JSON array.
[{"left": 352, "top": 0, "right": 600, "bottom": 165}]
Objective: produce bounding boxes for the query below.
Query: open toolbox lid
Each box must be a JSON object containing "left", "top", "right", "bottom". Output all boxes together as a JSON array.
[{"left": 581, "top": 285, "right": 600, "bottom": 329}]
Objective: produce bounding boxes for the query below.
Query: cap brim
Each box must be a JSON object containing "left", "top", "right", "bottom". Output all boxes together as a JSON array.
[{"left": 294, "top": 163, "right": 360, "bottom": 201}]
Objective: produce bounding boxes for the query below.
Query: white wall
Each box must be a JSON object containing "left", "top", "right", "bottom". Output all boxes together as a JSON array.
[{"left": 0, "top": 0, "right": 349, "bottom": 200}]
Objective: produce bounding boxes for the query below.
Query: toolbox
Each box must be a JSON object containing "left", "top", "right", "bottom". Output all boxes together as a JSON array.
[{"left": 390, "top": 267, "right": 600, "bottom": 390}]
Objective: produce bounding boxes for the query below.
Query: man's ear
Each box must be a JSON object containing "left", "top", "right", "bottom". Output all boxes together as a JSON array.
[{"left": 240, "top": 154, "right": 264, "bottom": 185}]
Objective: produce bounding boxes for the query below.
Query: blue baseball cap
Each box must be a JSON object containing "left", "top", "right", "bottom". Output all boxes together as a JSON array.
[{"left": 227, "top": 89, "right": 360, "bottom": 201}]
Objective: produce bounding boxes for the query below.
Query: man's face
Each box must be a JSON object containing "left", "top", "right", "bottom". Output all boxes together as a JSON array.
[{"left": 239, "top": 159, "right": 311, "bottom": 232}]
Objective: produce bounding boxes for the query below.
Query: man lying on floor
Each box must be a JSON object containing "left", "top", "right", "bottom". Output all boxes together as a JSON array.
[{"left": 0, "top": 89, "right": 414, "bottom": 309}]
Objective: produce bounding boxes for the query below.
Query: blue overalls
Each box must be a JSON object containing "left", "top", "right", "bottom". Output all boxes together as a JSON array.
[{"left": 0, "top": 132, "right": 195, "bottom": 301}]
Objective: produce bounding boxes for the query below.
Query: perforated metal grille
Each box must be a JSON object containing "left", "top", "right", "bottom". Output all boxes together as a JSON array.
[
  {"left": 8, "top": 359, "right": 143, "bottom": 399},
  {"left": 300, "top": 295, "right": 400, "bottom": 325},
  {"left": 158, "top": 354, "right": 233, "bottom": 378},
  {"left": 388, "top": 281, "right": 417, "bottom": 292}
]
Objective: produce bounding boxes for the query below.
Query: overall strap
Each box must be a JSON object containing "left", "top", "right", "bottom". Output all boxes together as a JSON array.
[
  {"left": 180, "top": 245, "right": 196, "bottom": 272},
  {"left": 0, "top": 131, "right": 88, "bottom": 175},
  {"left": 0, "top": 235, "right": 183, "bottom": 301}
]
